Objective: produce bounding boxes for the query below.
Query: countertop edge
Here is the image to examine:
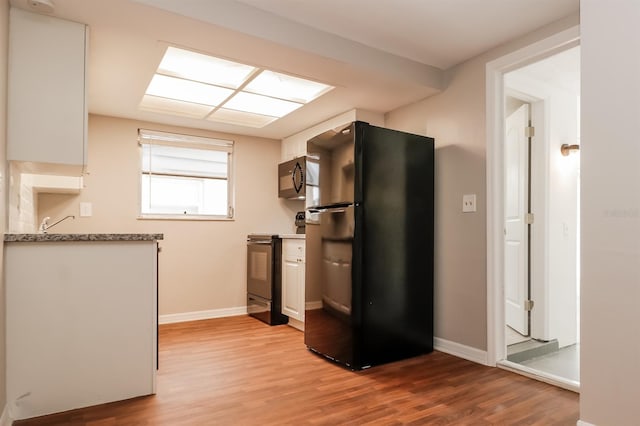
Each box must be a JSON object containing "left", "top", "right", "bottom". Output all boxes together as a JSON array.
[
  {"left": 278, "top": 234, "right": 306, "bottom": 239},
  {"left": 4, "top": 233, "right": 164, "bottom": 242}
]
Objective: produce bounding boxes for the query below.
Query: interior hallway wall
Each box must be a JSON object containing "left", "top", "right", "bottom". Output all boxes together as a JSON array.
[
  {"left": 580, "top": 0, "right": 640, "bottom": 424},
  {"left": 385, "top": 14, "right": 579, "bottom": 352},
  {"left": 38, "top": 114, "right": 296, "bottom": 316}
]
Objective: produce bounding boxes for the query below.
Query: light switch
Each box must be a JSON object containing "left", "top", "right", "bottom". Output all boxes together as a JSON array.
[
  {"left": 79, "top": 202, "right": 92, "bottom": 217},
  {"left": 462, "top": 194, "right": 476, "bottom": 213}
]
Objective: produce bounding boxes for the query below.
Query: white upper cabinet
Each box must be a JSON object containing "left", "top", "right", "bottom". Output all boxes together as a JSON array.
[
  {"left": 280, "top": 109, "right": 385, "bottom": 162},
  {"left": 8, "top": 8, "right": 87, "bottom": 169},
  {"left": 281, "top": 137, "right": 306, "bottom": 161}
]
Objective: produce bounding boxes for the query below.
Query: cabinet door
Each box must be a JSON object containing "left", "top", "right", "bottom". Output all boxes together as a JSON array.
[
  {"left": 295, "top": 138, "right": 307, "bottom": 157},
  {"left": 8, "top": 8, "right": 87, "bottom": 167},
  {"left": 281, "top": 138, "right": 307, "bottom": 161},
  {"left": 5, "top": 241, "right": 157, "bottom": 420},
  {"left": 282, "top": 240, "right": 306, "bottom": 322},
  {"left": 296, "top": 258, "right": 306, "bottom": 320},
  {"left": 282, "top": 257, "right": 303, "bottom": 320},
  {"left": 281, "top": 139, "right": 296, "bottom": 161}
]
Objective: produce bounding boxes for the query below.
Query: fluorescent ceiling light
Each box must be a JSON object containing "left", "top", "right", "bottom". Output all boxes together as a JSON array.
[
  {"left": 244, "top": 70, "right": 333, "bottom": 103},
  {"left": 158, "top": 46, "right": 256, "bottom": 89},
  {"left": 146, "top": 74, "right": 233, "bottom": 107},
  {"left": 139, "top": 95, "right": 213, "bottom": 119},
  {"left": 208, "top": 108, "right": 278, "bottom": 128},
  {"left": 141, "top": 47, "right": 334, "bottom": 128},
  {"left": 224, "top": 92, "right": 302, "bottom": 117}
]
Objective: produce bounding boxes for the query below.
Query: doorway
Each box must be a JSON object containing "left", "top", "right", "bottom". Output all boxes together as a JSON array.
[
  {"left": 502, "top": 47, "right": 580, "bottom": 388},
  {"left": 485, "top": 25, "right": 581, "bottom": 392}
]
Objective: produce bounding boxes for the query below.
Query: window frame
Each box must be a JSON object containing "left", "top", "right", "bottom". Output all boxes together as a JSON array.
[{"left": 137, "top": 128, "right": 235, "bottom": 221}]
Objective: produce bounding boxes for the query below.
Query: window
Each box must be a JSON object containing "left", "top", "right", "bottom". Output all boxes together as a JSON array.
[{"left": 138, "top": 129, "right": 234, "bottom": 219}]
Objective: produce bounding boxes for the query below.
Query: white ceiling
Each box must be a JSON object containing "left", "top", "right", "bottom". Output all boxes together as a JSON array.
[
  {"left": 11, "top": 0, "right": 579, "bottom": 140},
  {"left": 232, "top": 0, "right": 579, "bottom": 70}
]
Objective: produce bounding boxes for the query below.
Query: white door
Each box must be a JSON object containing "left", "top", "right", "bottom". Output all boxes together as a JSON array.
[{"left": 504, "top": 104, "right": 529, "bottom": 335}]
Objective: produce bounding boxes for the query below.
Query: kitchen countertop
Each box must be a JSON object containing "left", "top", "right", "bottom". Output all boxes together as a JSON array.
[
  {"left": 279, "top": 234, "right": 305, "bottom": 239},
  {"left": 4, "top": 233, "right": 164, "bottom": 242}
]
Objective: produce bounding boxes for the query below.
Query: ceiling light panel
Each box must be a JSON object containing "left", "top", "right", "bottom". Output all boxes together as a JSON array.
[
  {"left": 244, "top": 70, "right": 333, "bottom": 103},
  {"left": 141, "top": 47, "right": 335, "bottom": 128},
  {"left": 139, "top": 95, "right": 213, "bottom": 119},
  {"left": 223, "top": 92, "right": 302, "bottom": 117},
  {"left": 146, "top": 74, "right": 233, "bottom": 107},
  {"left": 158, "top": 46, "right": 256, "bottom": 89},
  {"left": 207, "top": 108, "right": 278, "bottom": 128}
]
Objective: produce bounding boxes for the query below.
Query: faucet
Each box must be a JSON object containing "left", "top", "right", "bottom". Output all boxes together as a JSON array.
[{"left": 39, "top": 215, "right": 75, "bottom": 233}]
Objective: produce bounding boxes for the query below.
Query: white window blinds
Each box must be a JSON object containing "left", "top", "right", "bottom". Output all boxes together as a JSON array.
[{"left": 139, "top": 129, "right": 234, "bottom": 219}]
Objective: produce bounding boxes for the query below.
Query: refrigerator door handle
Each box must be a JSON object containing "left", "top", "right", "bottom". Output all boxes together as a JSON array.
[{"left": 307, "top": 203, "right": 354, "bottom": 213}]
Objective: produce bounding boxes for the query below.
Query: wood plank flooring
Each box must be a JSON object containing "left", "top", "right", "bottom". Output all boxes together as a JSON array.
[{"left": 16, "top": 316, "right": 579, "bottom": 425}]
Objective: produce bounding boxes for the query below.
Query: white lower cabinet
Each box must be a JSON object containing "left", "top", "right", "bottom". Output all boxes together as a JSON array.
[
  {"left": 5, "top": 239, "right": 158, "bottom": 420},
  {"left": 282, "top": 239, "right": 305, "bottom": 325}
]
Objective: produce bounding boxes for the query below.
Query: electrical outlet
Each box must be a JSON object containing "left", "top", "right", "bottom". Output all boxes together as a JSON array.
[
  {"left": 79, "top": 202, "right": 92, "bottom": 217},
  {"left": 462, "top": 194, "right": 477, "bottom": 213}
]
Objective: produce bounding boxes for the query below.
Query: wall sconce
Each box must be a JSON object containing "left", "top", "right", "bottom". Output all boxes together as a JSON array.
[{"left": 561, "top": 144, "right": 580, "bottom": 156}]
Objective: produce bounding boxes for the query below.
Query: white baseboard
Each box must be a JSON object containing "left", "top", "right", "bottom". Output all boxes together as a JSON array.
[
  {"left": 159, "top": 309, "right": 491, "bottom": 368},
  {"left": 577, "top": 421, "right": 596, "bottom": 426},
  {"left": 306, "top": 300, "right": 322, "bottom": 310},
  {"left": 0, "top": 403, "right": 13, "bottom": 426},
  {"left": 434, "top": 337, "right": 489, "bottom": 365},
  {"left": 159, "top": 306, "right": 247, "bottom": 324},
  {"left": 287, "top": 317, "right": 304, "bottom": 332}
]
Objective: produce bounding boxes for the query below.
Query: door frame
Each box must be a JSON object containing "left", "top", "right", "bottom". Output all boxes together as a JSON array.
[{"left": 485, "top": 25, "right": 580, "bottom": 367}]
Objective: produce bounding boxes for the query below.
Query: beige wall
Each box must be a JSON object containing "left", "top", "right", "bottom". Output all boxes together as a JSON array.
[
  {"left": 385, "top": 14, "right": 579, "bottom": 351},
  {"left": 580, "top": 0, "right": 639, "bottom": 424},
  {"left": 39, "top": 114, "right": 297, "bottom": 315},
  {"left": 0, "top": 0, "right": 8, "bottom": 413},
  {"left": 385, "top": 57, "right": 488, "bottom": 351}
]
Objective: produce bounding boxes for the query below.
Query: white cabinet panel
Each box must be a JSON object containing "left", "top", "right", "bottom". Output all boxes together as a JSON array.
[
  {"left": 5, "top": 240, "right": 158, "bottom": 420},
  {"left": 281, "top": 137, "right": 306, "bottom": 161},
  {"left": 280, "top": 109, "right": 384, "bottom": 161},
  {"left": 282, "top": 239, "right": 305, "bottom": 322},
  {"left": 8, "top": 8, "right": 87, "bottom": 168},
  {"left": 282, "top": 258, "right": 303, "bottom": 319}
]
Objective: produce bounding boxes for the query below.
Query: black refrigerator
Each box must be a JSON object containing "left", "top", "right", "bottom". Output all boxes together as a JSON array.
[{"left": 304, "top": 121, "right": 434, "bottom": 370}]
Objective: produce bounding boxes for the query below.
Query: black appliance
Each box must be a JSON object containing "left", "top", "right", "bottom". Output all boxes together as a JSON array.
[
  {"left": 295, "top": 211, "right": 305, "bottom": 234},
  {"left": 246, "top": 234, "right": 288, "bottom": 325},
  {"left": 278, "top": 156, "right": 306, "bottom": 199},
  {"left": 304, "top": 121, "right": 434, "bottom": 370}
]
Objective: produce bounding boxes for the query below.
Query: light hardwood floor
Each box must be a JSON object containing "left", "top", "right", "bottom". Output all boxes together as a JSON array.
[{"left": 16, "top": 316, "right": 579, "bottom": 425}]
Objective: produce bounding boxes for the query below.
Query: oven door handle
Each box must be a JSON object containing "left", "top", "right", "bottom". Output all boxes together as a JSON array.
[{"left": 247, "top": 240, "right": 273, "bottom": 245}]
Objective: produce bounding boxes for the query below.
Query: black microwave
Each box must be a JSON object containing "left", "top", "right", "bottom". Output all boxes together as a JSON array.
[{"left": 278, "top": 156, "right": 305, "bottom": 199}]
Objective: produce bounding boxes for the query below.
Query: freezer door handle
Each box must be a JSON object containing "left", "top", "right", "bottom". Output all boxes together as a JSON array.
[{"left": 307, "top": 203, "right": 354, "bottom": 214}]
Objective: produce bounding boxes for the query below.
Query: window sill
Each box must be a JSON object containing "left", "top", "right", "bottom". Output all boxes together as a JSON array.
[{"left": 137, "top": 214, "right": 234, "bottom": 222}]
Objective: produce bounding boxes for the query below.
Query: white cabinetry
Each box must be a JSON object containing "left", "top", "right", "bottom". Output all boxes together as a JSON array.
[
  {"left": 281, "top": 137, "right": 306, "bottom": 161},
  {"left": 280, "top": 109, "right": 385, "bottom": 161},
  {"left": 5, "top": 238, "right": 158, "bottom": 420},
  {"left": 8, "top": 8, "right": 87, "bottom": 168},
  {"left": 282, "top": 238, "right": 305, "bottom": 328}
]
